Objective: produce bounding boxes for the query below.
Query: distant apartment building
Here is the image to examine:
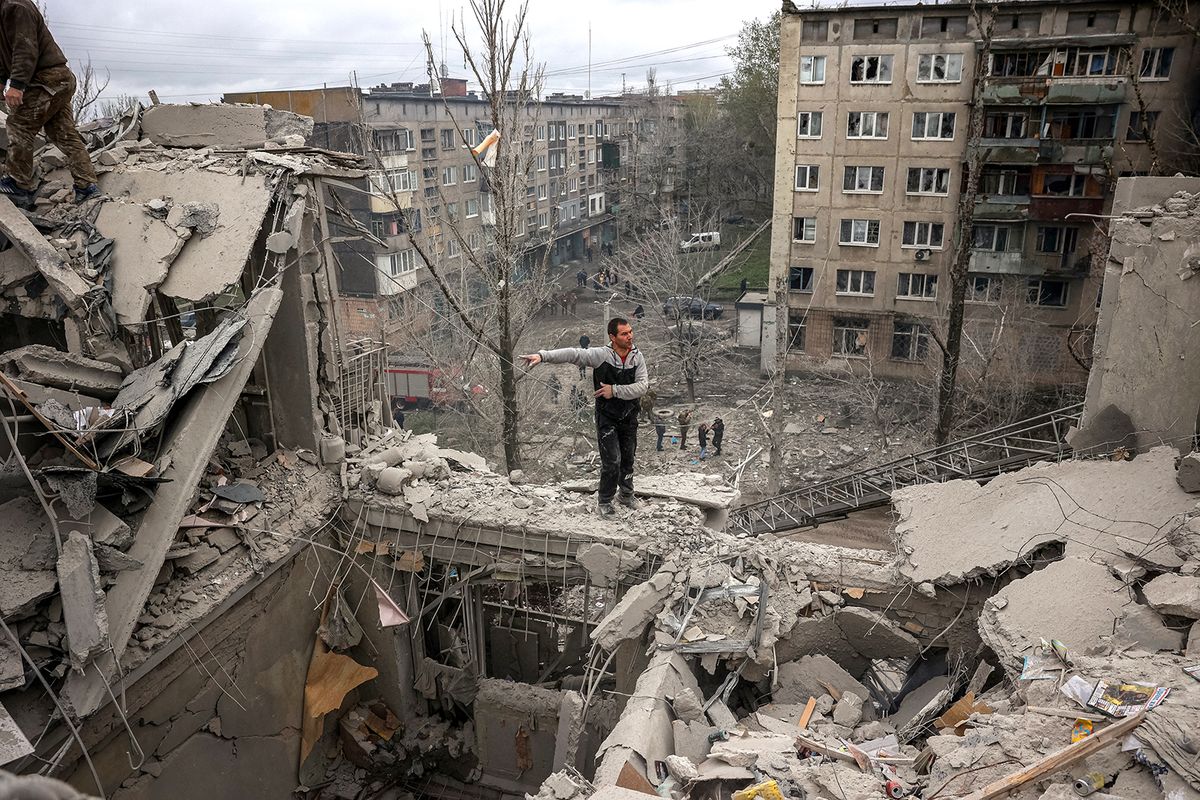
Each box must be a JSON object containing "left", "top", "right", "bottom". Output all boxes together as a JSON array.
[{"left": 762, "top": 1, "right": 1200, "bottom": 381}]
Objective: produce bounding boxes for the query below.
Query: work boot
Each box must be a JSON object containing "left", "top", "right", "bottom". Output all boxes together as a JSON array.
[
  {"left": 598, "top": 502, "right": 616, "bottom": 517},
  {"left": 74, "top": 183, "right": 99, "bottom": 203},
  {"left": 618, "top": 494, "right": 640, "bottom": 510},
  {"left": 0, "top": 177, "right": 34, "bottom": 208}
]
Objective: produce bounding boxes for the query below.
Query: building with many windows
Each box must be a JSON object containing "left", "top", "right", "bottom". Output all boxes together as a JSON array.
[{"left": 762, "top": 1, "right": 1200, "bottom": 382}]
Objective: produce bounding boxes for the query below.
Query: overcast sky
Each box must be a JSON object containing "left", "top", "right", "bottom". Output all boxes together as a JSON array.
[{"left": 48, "top": 0, "right": 781, "bottom": 107}]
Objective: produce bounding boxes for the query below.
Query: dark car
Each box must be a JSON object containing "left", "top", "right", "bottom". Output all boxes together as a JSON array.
[{"left": 662, "top": 295, "right": 723, "bottom": 320}]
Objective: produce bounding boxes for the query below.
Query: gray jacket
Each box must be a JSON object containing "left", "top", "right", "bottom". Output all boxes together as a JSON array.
[{"left": 538, "top": 345, "right": 648, "bottom": 422}]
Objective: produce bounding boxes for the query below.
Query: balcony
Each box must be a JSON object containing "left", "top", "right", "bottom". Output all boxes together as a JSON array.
[
  {"left": 975, "top": 197, "right": 1030, "bottom": 221},
  {"left": 982, "top": 75, "right": 1126, "bottom": 106},
  {"left": 1039, "top": 141, "right": 1113, "bottom": 166},
  {"left": 978, "top": 140, "right": 1039, "bottom": 163},
  {"left": 969, "top": 251, "right": 1040, "bottom": 276}
]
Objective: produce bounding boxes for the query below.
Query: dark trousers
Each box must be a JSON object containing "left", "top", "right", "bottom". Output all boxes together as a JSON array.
[
  {"left": 655, "top": 424, "right": 666, "bottom": 450},
  {"left": 712, "top": 432, "right": 723, "bottom": 454},
  {"left": 679, "top": 426, "right": 689, "bottom": 449},
  {"left": 598, "top": 414, "right": 637, "bottom": 503}
]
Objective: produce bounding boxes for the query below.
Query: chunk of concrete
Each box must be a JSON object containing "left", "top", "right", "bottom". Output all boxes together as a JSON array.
[
  {"left": 774, "top": 613, "right": 869, "bottom": 678},
  {"left": 0, "top": 345, "right": 124, "bottom": 400},
  {"left": 591, "top": 569, "right": 675, "bottom": 651},
  {"left": 672, "top": 719, "right": 716, "bottom": 764},
  {"left": 1143, "top": 573, "right": 1200, "bottom": 619},
  {"left": 1114, "top": 602, "right": 1185, "bottom": 653},
  {"left": 57, "top": 531, "right": 110, "bottom": 670},
  {"left": 0, "top": 497, "right": 60, "bottom": 618},
  {"left": 575, "top": 542, "right": 643, "bottom": 588},
  {"left": 1178, "top": 452, "right": 1200, "bottom": 493},
  {"left": 775, "top": 654, "right": 872, "bottom": 708},
  {"left": 265, "top": 231, "right": 294, "bottom": 254},
  {"left": 95, "top": 200, "right": 186, "bottom": 325},
  {"left": 140, "top": 103, "right": 314, "bottom": 149},
  {"left": 835, "top": 607, "right": 920, "bottom": 660},
  {"left": 833, "top": 691, "right": 864, "bottom": 728},
  {"left": 375, "top": 467, "right": 411, "bottom": 495}
]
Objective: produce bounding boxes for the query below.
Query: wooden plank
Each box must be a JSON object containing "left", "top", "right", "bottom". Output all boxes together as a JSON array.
[
  {"left": 797, "top": 697, "right": 817, "bottom": 730},
  {"left": 961, "top": 712, "right": 1145, "bottom": 800}
]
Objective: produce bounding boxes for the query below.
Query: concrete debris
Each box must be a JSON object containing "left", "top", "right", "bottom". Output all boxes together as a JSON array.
[
  {"left": 1178, "top": 452, "right": 1200, "bottom": 493},
  {"left": 56, "top": 532, "right": 110, "bottom": 671},
  {"left": 0, "top": 345, "right": 124, "bottom": 400},
  {"left": 591, "top": 568, "right": 676, "bottom": 651},
  {"left": 775, "top": 654, "right": 872, "bottom": 709},
  {"left": 575, "top": 542, "right": 643, "bottom": 588},
  {"left": 140, "top": 103, "right": 314, "bottom": 149},
  {"left": 1142, "top": 573, "right": 1200, "bottom": 618}
]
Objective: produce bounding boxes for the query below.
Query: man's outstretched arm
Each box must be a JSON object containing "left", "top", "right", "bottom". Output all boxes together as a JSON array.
[{"left": 520, "top": 347, "right": 608, "bottom": 368}]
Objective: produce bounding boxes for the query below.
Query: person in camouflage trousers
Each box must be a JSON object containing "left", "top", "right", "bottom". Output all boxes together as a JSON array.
[{"left": 0, "top": 0, "right": 98, "bottom": 206}]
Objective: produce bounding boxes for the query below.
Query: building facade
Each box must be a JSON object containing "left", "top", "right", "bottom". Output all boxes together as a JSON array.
[{"left": 763, "top": 1, "right": 1200, "bottom": 382}]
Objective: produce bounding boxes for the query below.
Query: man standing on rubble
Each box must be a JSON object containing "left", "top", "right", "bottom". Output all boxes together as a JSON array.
[
  {"left": 521, "top": 318, "right": 648, "bottom": 516},
  {"left": 0, "top": 0, "right": 99, "bottom": 207}
]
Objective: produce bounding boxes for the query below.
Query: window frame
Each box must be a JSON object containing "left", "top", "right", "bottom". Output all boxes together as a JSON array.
[
  {"left": 896, "top": 272, "right": 938, "bottom": 300},
  {"left": 797, "top": 111, "right": 824, "bottom": 138},
  {"left": 839, "top": 219, "right": 881, "bottom": 247},
  {"left": 1140, "top": 47, "right": 1174, "bottom": 80},
  {"left": 1027, "top": 277, "right": 1069, "bottom": 307},
  {"left": 911, "top": 111, "right": 956, "bottom": 140},
  {"left": 891, "top": 321, "right": 931, "bottom": 361},
  {"left": 850, "top": 54, "right": 895, "bottom": 84},
  {"left": 792, "top": 216, "right": 817, "bottom": 243},
  {"left": 795, "top": 164, "right": 821, "bottom": 192},
  {"left": 832, "top": 317, "right": 870, "bottom": 357},
  {"left": 800, "top": 55, "right": 827, "bottom": 84},
  {"left": 847, "top": 110, "right": 889, "bottom": 139},
  {"left": 835, "top": 268, "right": 877, "bottom": 295},
  {"left": 788, "top": 266, "right": 815, "bottom": 292},
  {"left": 916, "top": 53, "right": 964, "bottom": 83},
  {"left": 967, "top": 274, "right": 1002, "bottom": 304},
  {"left": 842, "top": 165, "right": 885, "bottom": 194},
  {"left": 901, "top": 221, "right": 945, "bottom": 249},
  {"left": 906, "top": 167, "right": 951, "bottom": 196}
]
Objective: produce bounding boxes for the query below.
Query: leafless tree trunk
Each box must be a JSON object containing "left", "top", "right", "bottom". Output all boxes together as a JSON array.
[
  {"left": 934, "top": 4, "right": 995, "bottom": 444},
  {"left": 71, "top": 59, "right": 110, "bottom": 125}
]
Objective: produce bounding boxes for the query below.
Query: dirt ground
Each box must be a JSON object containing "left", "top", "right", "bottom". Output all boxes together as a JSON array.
[{"left": 407, "top": 253, "right": 934, "bottom": 509}]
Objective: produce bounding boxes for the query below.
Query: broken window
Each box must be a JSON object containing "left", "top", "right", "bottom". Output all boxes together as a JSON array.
[
  {"left": 788, "top": 265, "right": 815, "bottom": 291},
  {"left": 800, "top": 55, "right": 827, "bottom": 83},
  {"left": 1036, "top": 226, "right": 1078, "bottom": 254},
  {"left": 906, "top": 167, "right": 950, "bottom": 195},
  {"left": 797, "top": 111, "right": 823, "bottom": 138},
  {"left": 980, "top": 166, "right": 1031, "bottom": 196},
  {"left": 787, "top": 309, "right": 807, "bottom": 350},
  {"left": 1141, "top": 47, "right": 1174, "bottom": 79},
  {"left": 835, "top": 268, "right": 876, "bottom": 294},
  {"left": 795, "top": 164, "right": 820, "bottom": 191},
  {"left": 891, "top": 320, "right": 931, "bottom": 360},
  {"left": 847, "top": 111, "right": 888, "bottom": 138},
  {"left": 420, "top": 127, "right": 435, "bottom": 142},
  {"left": 832, "top": 317, "right": 870, "bottom": 356},
  {"left": 1040, "top": 172, "right": 1091, "bottom": 197},
  {"left": 973, "top": 224, "right": 1020, "bottom": 251},
  {"left": 1008, "top": 12, "right": 1041, "bottom": 33},
  {"left": 843, "top": 166, "right": 885, "bottom": 193},
  {"left": 1027, "top": 277, "right": 1069, "bottom": 307},
  {"left": 421, "top": 146, "right": 436, "bottom": 161},
  {"left": 968, "top": 273, "right": 1002, "bottom": 303},
  {"left": 1127, "top": 111, "right": 1160, "bottom": 142},
  {"left": 988, "top": 49, "right": 1053, "bottom": 77},
  {"left": 912, "top": 111, "right": 956, "bottom": 140},
  {"left": 917, "top": 53, "right": 964, "bottom": 82},
  {"left": 802, "top": 19, "right": 829, "bottom": 40},
  {"left": 793, "top": 217, "right": 817, "bottom": 243},
  {"left": 896, "top": 273, "right": 938, "bottom": 299},
  {"left": 838, "top": 220, "right": 881, "bottom": 247},
  {"left": 902, "top": 221, "right": 944, "bottom": 248},
  {"left": 850, "top": 55, "right": 894, "bottom": 83},
  {"left": 983, "top": 110, "right": 1029, "bottom": 139},
  {"left": 920, "top": 15, "right": 967, "bottom": 36},
  {"left": 853, "top": 17, "right": 898, "bottom": 39}
]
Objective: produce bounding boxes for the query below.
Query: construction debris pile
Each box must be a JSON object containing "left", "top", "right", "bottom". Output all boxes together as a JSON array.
[{"left": 547, "top": 445, "right": 1200, "bottom": 800}]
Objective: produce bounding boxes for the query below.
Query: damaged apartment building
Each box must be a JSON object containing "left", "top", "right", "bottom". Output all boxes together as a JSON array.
[{"left": 758, "top": 0, "right": 1200, "bottom": 382}]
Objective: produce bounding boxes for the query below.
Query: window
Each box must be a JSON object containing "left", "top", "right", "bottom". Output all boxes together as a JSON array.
[
  {"left": 1044, "top": 107, "right": 1117, "bottom": 140},
  {"left": 847, "top": 111, "right": 888, "bottom": 138},
  {"left": 423, "top": 185, "right": 438, "bottom": 199},
  {"left": 836, "top": 268, "right": 876, "bottom": 294},
  {"left": 795, "top": 164, "right": 820, "bottom": 191},
  {"left": 984, "top": 111, "right": 1029, "bottom": 139},
  {"left": 980, "top": 167, "right": 1030, "bottom": 196},
  {"left": 1007, "top": 13, "right": 1041, "bottom": 33},
  {"left": 420, "top": 128, "right": 435, "bottom": 143},
  {"left": 369, "top": 167, "right": 415, "bottom": 196},
  {"left": 797, "top": 111, "right": 823, "bottom": 138},
  {"left": 387, "top": 249, "right": 415, "bottom": 277},
  {"left": 538, "top": 212, "right": 549, "bottom": 229},
  {"left": 920, "top": 16, "right": 967, "bottom": 37},
  {"left": 576, "top": 123, "right": 585, "bottom": 138},
  {"left": 897, "top": 273, "right": 938, "bottom": 299},
  {"left": 466, "top": 198, "right": 480, "bottom": 218},
  {"left": 421, "top": 147, "right": 437, "bottom": 161},
  {"left": 973, "top": 224, "right": 1018, "bottom": 251},
  {"left": 1073, "top": 49, "right": 1120, "bottom": 76},
  {"left": 568, "top": 177, "right": 578, "bottom": 193},
  {"left": 850, "top": 54, "right": 894, "bottom": 83},
  {"left": 902, "top": 221, "right": 944, "bottom": 248},
  {"left": 906, "top": 167, "right": 950, "bottom": 195},
  {"left": 427, "top": 203, "right": 441, "bottom": 219},
  {"left": 1027, "top": 278, "right": 1069, "bottom": 307},
  {"left": 1036, "top": 226, "right": 1077, "bottom": 254},
  {"left": 801, "top": 55, "right": 827, "bottom": 83},
  {"left": 447, "top": 239, "right": 461, "bottom": 257},
  {"left": 788, "top": 266, "right": 815, "bottom": 292},
  {"left": 537, "top": 125, "right": 546, "bottom": 141},
  {"left": 441, "top": 166, "right": 456, "bottom": 186},
  {"left": 891, "top": 321, "right": 931, "bottom": 360},
  {"left": 787, "top": 309, "right": 807, "bottom": 350},
  {"left": 802, "top": 19, "right": 828, "bottom": 40},
  {"left": 839, "top": 219, "right": 881, "bottom": 247},
  {"left": 854, "top": 17, "right": 899, "bottom": 39},
  {"left": 843, "top": 165, "right": 885, "bottom": 193},
  {"left": 588, "top": 149, "right": 596, "bottom": 163},
  {"left": 989, "top": 50, "right": 1053, "bottom": 77},
  {"left": 445, "top": 201, "right": 459, "bottom": 221},
  {"left": 462, "top": 128, "right": 477, "bottom": 147},
  {"left": 537, "top": 184, "right": 548, "bottom": 200},
  {"left": 832, "top": 317, "right": 870, "bottom": 357},
  {"left": 370, "top": 219, "right": 385, "bottom": 238},
  {"left": 1041, "top": 173, "right": 1089, "bottom": 197},
  {"left": 441, "top": 129, "right": 456, "bottom": 150},
  {"left": 468, "top": 231, "right": 482, "bottom": 251},
  {"left": 917, "top": 53, "right": 964, "bottom": 82},
  {"left": 1140, "top": 47, "right": 1174, "bottom": 79},
  {"left": 793, "top": 217, "right": 817, "bottom": 243},
  {"left": 1127, "top": 111, "right": 1160, "bottom": 142},
  {"left": 968, "top": 274, "right": 1001, "bottom": 303},
  {"left": 537, "top": 154, "right": 547, "bottom": 172},
  {"left": 912, "top": 111, "right": 956, "bottom": 140},
  {"left": 463, "top": 163, "right": 478, "bottom": 183}
]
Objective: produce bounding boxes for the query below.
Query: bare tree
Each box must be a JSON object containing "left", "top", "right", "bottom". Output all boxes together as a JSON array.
[
  {"left": 71, "top": 59, "right": 110, "bottom": 124},
  {"left": 933, "top": 3, "right": 996, "bottom": 444}
]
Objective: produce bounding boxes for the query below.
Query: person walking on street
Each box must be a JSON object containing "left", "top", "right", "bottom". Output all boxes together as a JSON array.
[
  {"left": 655, "top": 419, "right": 667, "bottom": 451},
  {"left": 0, "top": 0, "right": 99, "bottom": 207},
  {"left": 698, "top": 421, "right": 710, "bottom": 459},
  {"left": 576, "top": 268, "right": 587, "bottom": 288},
  {"left": 521, "top": 317, "right": 648, "bottom": 516},
  {"left": 577, "top": 333, "right": 590, "bottom": 378},
  {"left": 711, "top": 417, "right": 724, "bottom": 456},
  {"left": 677, "top": 408, "right": 692, "bottom": 450}
]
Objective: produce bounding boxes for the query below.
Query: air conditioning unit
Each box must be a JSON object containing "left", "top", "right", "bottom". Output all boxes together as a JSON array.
[{"left": 915, "top": 249, "right": 932, "bottom": 262}]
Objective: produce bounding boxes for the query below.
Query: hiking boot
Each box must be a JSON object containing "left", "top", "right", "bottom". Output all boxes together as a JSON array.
[
  {"left": 598, "top": 502, "right": 616, "bottom": 517},
  {"left": 618, "top": 494, "right": 640, "bottom": 510},
  {"left": 74, "top": 182, "right": 99, "bottom": 203},
  {"left": 0, "top": 177, "right": 34, "bottom": 208}
]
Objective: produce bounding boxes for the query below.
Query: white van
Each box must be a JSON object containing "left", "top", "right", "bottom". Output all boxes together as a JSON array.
[{"left": 680, "top": 231, "right": 721, "bottom": 252}]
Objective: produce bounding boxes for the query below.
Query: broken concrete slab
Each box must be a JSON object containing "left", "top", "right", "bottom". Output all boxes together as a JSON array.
[
  {"left": 672, "top": 719, "right": 717, "bottom": 765},
  {"left": 835, "top": 607, "right": 920, "bottom": 660},
  {"left": 0, "top": 195, "right": 93, "bottom": 310},
  {"left": 56, "top": 531, "right": 110, "bottom": 670},
  {"left": 1142, "top": 573, "right": 1200, "bottom": 619},
  {"left": 140, "top": 103, "right": 314, "bottom": 149},
  {"left": 0, "top": 497, "right": 60, "bottom": 618},
  {"left": 1114, "top": 601, "right": 1185, "bottom": 653},
  {"left": 98, "top": 167, "right": 273, "bottom": 303},
  {"left": 560, "top": 472, "right": 739, "bottom": 510},
  {"left": 773, "top": 613, "right": 869, "bottom": 678},
  {"left": 0, "top": 345, "right": 124, "bottom": 401},
  {"left": 1178, "top": 452, "right": 1200, "bottom": 493},
  {"left": 896, "top": 448, "right": 1195, "bottom": 584},
  {"left": 590, "top": 568, "right": 675, "bottom": 651},
  {"left": 94, "top": 200, "right": 188, "bottom": 325},
  {"left": 575, "top": 542, "right": 643, "bottom": 588},
  {"left": 979, "top": 557, "right": 1128, "bottom": 675},
  {"left": 774, "top": 654, "right": 872, "bottom": 708},
  {"left": 0, "top": 698, "right": 33, "bottom": 765}
]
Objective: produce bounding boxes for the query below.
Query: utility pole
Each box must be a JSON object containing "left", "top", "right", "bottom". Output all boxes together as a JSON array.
[{"left": 422, "top": 32, "right": 440, "bottom": 96}]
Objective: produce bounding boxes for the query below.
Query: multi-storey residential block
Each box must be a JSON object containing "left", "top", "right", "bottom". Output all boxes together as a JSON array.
[{"left": 762, "top": 1, "right": 1200, "bottom": 382}]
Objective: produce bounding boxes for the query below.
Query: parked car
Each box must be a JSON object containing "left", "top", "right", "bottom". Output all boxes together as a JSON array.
[
  {"left": 679, "top": 231, "right": 721, "bottom": 252},
  {"left": 662, "top": 296, "right": 724, "bottom": 320}
]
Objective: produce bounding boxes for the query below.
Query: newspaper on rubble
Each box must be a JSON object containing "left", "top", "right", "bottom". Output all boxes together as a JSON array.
[{"left": 1086, "top": 680, "right": 1171, "bottom": 717}]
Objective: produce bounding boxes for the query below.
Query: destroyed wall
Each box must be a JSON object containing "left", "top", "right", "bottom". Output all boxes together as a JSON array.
[{"left": 1074, "top": 177, "right": 1200, "bottom": 453}]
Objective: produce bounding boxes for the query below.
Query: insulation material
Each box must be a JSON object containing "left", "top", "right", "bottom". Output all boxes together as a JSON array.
[{"left": 300, "top": 636, "right": 378, "bottom": 766}]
